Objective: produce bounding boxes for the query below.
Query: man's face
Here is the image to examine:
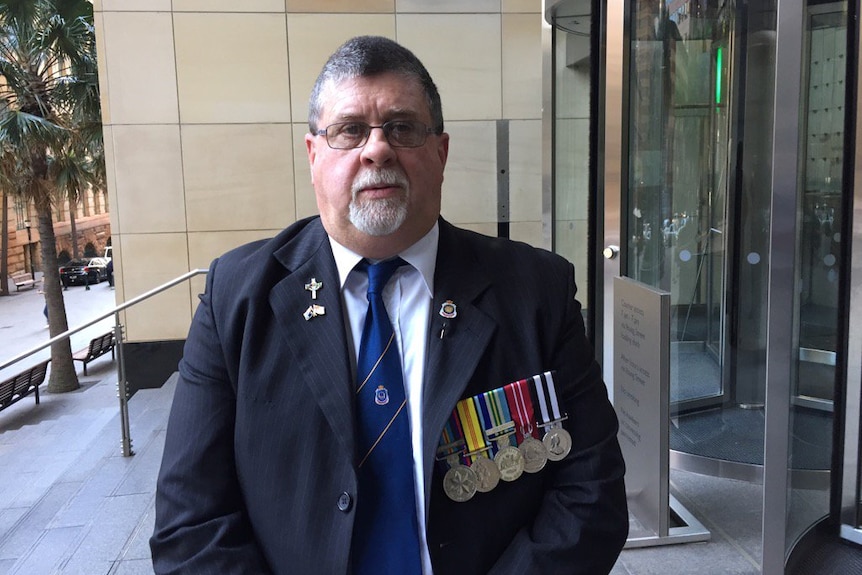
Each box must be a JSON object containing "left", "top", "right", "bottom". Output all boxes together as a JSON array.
[{"left": 305, "top": 72, "right": 449, "bottom": 259}]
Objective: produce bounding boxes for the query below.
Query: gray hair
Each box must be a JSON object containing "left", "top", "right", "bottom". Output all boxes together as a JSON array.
[{"left": 307, "top": 36, "right": 444, "bottom": 134}]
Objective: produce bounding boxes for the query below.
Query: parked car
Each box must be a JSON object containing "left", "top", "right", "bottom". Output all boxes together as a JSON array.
[{"left": 59, "top": 258, "right": 109, "bottom": 286}]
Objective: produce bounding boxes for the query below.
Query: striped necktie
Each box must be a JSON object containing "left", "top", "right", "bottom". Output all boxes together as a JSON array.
[{"left": 352, "top": 258, "right": 422, "bottom": 575}]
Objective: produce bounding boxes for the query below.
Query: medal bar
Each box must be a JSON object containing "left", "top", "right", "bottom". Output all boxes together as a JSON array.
[
  {"left": 478, "top": 389, "right": 524, "bottom": 482},
  {"left": 531, "top": 371, "right": 572, "bottom": 461},
  {"left": 456, "top": 397, "right": 500, "bottom": 493},
  {"left": 437, "top": 413, "right": 478, "bottom": 502},
  {"left": 505, "top": 378, "right": 548, "bottom": 473}
]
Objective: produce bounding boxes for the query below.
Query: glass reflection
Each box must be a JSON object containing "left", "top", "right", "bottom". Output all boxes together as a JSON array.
[
  {"left": 626, "top": 1, "right": 735, "bottom": 419},
  {"left": 553, "top": 13, "right": 593, "bottom": 331},
  {"left": 786, "top": 0, "right": 848, "bottom": 554}
]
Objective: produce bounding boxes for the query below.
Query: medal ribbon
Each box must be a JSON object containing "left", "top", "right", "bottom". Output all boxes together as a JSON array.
[
  {"left": 504, "top": 378, "right": 539, "bottom": 443},
  {"left": 473, "top": 391, "right": 514, "bottom": 457},
  {"left": 456, "top": 397, "right": 490, "bottom": 464},
  {"left": 436, "top": 411, "right": 466, "bottom": 472},
  {"left": 532, "top": 370, "right": 566, "bottom": 427},
  {"left": 478, "top": 388, "right": 516, "bottom": 455}
]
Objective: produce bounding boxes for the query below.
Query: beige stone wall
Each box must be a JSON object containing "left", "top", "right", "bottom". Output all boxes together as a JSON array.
[{"left": 93, "top": 0, "right": 545, "bottom": 342}]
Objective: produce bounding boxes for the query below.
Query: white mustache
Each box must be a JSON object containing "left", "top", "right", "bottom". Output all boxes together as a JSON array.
[{"left": 351, "top": 169, "right": 409, "bottom": 196}]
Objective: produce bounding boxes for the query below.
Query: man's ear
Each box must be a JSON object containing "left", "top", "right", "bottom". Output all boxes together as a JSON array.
[
  {"left": 305, "top": 132, "right": 317, "bottom": 184},
  {"left": 437, "top": 132, "right": 450, "bottom": 171}
]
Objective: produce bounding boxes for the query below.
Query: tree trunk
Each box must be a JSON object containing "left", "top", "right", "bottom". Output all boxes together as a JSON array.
[
  {"left": 37, "top": 200, "right": 80, "bottom": 393},
  {"left": 0, "top": 192, "right": 9, "bottom": 296},
  {"left": 69, "top": 199, "right": 78, "bottom": 259}
]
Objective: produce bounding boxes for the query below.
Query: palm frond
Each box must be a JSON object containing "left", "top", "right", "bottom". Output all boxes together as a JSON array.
[
  {"left": 0, "top": 0, "right": 39, "bottom": 35},
  {"left": 0, "top": 108, "right": 66, "bottom": 148},
  {"left": 0, "top": 0, "right": 102, "bottom": 204},
  {"left": 49, "top": 146, "right": 92, "bottom": 202}
]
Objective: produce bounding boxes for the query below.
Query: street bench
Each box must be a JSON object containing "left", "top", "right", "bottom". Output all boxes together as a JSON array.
[
  {"left": 0, "top": 360, "right": 50, "bottom": 412},
  {"left": 11, "top": 272, "right": 36, "bottom": 291},
  {"left": 72, "top": 332, "right": 116, "bottom": 376}
]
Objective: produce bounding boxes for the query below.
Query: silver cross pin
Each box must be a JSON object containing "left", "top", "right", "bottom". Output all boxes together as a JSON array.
[{"left": 305, "top": 278, "right": 323, "bottom": 299}]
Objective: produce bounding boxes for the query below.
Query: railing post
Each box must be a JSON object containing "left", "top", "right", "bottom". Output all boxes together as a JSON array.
[{"left": 115, "top": 313, "right": 133, "bottom": 457}]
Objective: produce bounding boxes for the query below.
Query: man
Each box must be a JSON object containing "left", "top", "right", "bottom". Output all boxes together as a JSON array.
[{"left": 151, "top": 36, "right": 627, "bottom": 574}]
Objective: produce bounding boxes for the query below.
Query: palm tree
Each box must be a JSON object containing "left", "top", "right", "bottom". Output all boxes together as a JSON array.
[{"left": 0, "top": 0, "right": 102, "bottom": 393}]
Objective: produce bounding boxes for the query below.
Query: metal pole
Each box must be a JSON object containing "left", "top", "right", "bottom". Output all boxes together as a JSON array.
[{"left": 115, "top": 314, "right": 133, "bottom": 457}]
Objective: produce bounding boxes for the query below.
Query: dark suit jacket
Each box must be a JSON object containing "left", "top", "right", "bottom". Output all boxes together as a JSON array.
[{"left": 151, "top": 217, "right": 627, "bottom": 575}]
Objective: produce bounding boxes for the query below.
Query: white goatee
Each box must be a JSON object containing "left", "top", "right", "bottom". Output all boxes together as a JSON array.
[{"left": 349, "top": 168, "right": 410, "bottom": 236}]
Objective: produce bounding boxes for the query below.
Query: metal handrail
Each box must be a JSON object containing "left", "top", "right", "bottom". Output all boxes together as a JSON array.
[{"left": 0, "top": 268, "right": 208, "bottom": 456}]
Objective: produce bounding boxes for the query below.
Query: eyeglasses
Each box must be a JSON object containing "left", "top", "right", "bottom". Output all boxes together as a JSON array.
[{"left": 314, "top": 120, "right": 439, "bottom": 149}]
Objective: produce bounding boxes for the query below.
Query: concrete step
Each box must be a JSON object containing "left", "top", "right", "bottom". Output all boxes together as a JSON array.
[{"left": 0, "top": 376, "right": 176, "bottom": 574}]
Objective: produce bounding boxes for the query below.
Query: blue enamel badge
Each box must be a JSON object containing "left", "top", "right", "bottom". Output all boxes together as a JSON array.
[{"left": 374, "top": 385, "right": 389, "bottom": 406}]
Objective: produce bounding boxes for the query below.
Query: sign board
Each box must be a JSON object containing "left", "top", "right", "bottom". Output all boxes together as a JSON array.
[
  {"left": 612, "top": 276, "right": 709, "bottom": 547},
  {"left": 614, "top": 276, "right": 671, "bottom": 539}
]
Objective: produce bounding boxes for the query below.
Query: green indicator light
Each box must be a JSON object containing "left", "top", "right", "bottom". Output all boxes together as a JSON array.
[{"left": 715, "top": 47, "right": 723, "bottom": 104}]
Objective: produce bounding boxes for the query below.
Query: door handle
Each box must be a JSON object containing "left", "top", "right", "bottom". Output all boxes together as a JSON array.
[{"left": 603, "top": 245, "right": 620, "bottom": 260}]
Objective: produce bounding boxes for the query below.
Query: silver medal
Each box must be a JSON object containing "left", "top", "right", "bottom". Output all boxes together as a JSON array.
[
  {"left": 443, "top": 463, "right": 478, "bottom": 502},
  {"left": 495, "top": 444, "right": 525, "bottom": 482},
  {"left": 542, "top": 426, "right": 572, "bottom": 461},
  {"left": 519, "top": 435, "right": 548, "bottom": 473},
  {"left": 470, "top": 456, "right": 501, "bottom": 493}
]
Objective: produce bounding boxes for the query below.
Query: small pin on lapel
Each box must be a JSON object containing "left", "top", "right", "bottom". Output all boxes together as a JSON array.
[
  {"left": 439, "top": 300, "right": 457, "bottom": 319},
  {"left": 303, "top": 304, "right": 326, "bottom": 321},
  {"left": 305, "top": 278, "right": 323, "bottom": 300}
]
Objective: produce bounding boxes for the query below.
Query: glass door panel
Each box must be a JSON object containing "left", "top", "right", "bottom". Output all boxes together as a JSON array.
[
  {"left": 795, "top": 5, "right": 846, "bottom": 412},
  {"left": 626, "top": 2, "right": 734, "bottom": 410},
  {"left": 785, "top": 0, "right": 848, "bottom": 558}
]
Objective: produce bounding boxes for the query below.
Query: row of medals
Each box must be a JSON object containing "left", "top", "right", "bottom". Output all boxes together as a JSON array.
[{"left": 441, "top": 422, "right": 572, "bottom": 503}]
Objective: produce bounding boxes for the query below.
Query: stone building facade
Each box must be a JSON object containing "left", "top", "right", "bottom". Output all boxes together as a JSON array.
[{"left": 2, "top": 189, "right": 111, "bottom": 279}]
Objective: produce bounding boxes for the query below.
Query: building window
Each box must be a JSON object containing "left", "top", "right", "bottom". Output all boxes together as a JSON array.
[{"left": 14, "top": 197, "right": 26, "bottom": 230}]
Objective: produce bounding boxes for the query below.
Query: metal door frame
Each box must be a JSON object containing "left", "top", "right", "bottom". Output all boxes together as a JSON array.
[{"left": 839, "top": 0, "right": 862, "bottom": 544}]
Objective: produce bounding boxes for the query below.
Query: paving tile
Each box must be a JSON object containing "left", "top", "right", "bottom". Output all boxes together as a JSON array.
[
  {"left": 0, "top": 509, "right": 27, "bottom": 544},
  {"left": 0, "top": 481, "right": 80, "bottom": 557},
  {"left": 610, "top": 558, "right": 631, "bottom": 574},
  {"left": 618, "top": 540, "right": 761, "bottom": 575},
  {"left": 55, "top": 555, "right": 114, "bottom": 575},
  {"left": 6, "top": 525, "right": 83, "bottom": 575},
  {"left": 110, "top": 558, "right": 154, "bottom": 575},
  {"left": 118, "top": 501, "right": 155, "bottom": 561},
  {"left": 65, "top": 493, "right": 152, "bottom": 562},
  {"left": 49, "top": 483, "right": 105, "bottom": 530}
]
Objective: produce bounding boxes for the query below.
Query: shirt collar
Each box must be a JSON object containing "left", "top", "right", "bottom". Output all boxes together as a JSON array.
[{"left": 328, "top": 222, "right": 438, "bottom": 296}]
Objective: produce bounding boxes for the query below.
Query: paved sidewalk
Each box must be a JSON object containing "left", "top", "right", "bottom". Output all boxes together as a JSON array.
[{"left": 1, "top": 276, "right": 118, "bottom": 381}]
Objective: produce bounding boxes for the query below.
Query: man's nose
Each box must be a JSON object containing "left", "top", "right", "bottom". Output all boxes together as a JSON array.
[{"left": 361, "top": 127, "right": 396, "bottom": 163}]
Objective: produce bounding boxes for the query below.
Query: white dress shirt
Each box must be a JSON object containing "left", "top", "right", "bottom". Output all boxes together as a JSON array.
[{"left": 329, "top": 223, "right": 438, "bottom": 575}]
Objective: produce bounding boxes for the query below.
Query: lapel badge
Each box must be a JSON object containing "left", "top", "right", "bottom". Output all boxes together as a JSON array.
[
  {"left": 375, "top": 385, "right": 390, "bottom": 406},
  {"left": 305, "top": 277, "right": 323, "bottom": 300},
  {"left": 439, "top": 300, "right": 457, "bottom": 319},
  {"left": 303, "top": 304, "right": 326, "bottom": 321}
]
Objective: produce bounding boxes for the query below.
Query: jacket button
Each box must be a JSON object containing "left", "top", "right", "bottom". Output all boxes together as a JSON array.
[{"left": 337, "top": 492, "right": 352, "bottom": 512}]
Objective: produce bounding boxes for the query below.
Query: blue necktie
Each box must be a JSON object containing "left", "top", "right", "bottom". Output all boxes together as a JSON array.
[{"left": 352, "top": 258, "right": 422, "bottom": 575}]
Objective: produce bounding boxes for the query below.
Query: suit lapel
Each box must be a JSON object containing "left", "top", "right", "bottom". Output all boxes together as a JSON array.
[
  {"left": 269, "top": 221, "right": 355, "bottom": 460},
  {"left": 263, "top": 219, "right": 499, "bottom": 485},
  {"left": 421, "top": 221, "right": 496, "bottom": 498}
]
